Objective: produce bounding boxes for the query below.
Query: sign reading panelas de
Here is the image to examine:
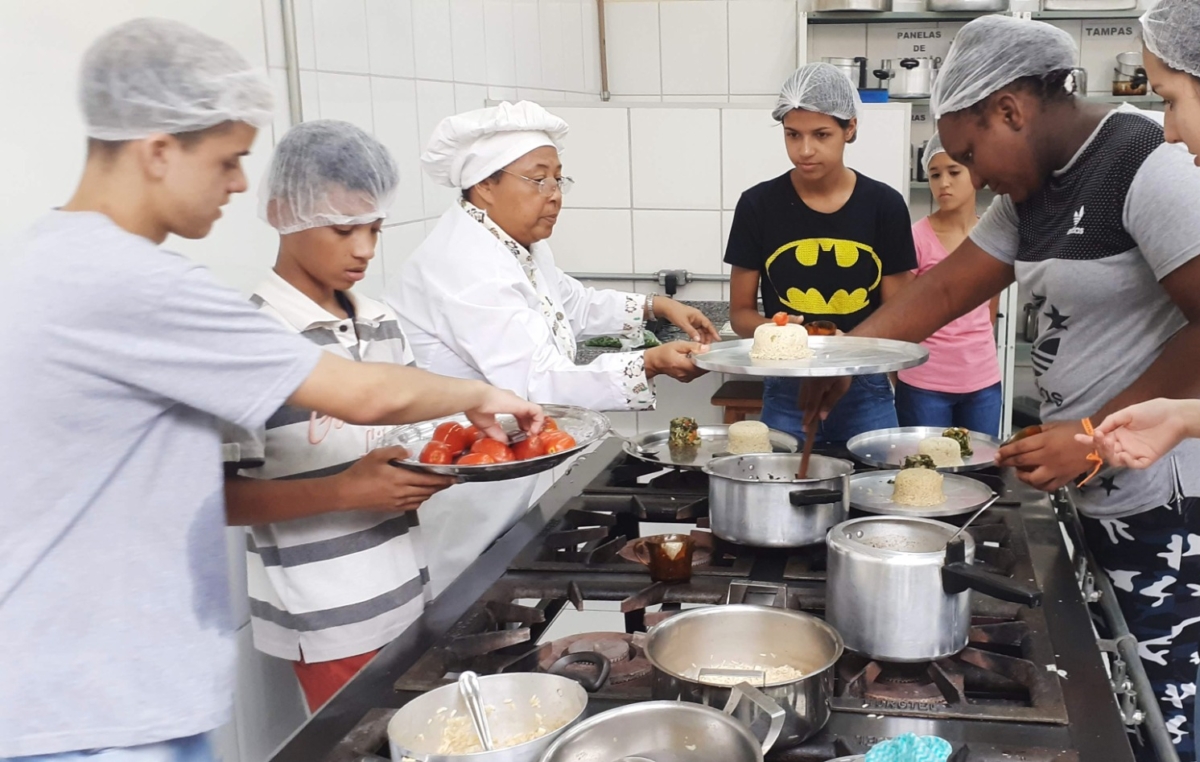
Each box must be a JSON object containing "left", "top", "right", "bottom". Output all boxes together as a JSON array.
[{"left": 894, "top": 28, "right": 952, "bottom": 59}]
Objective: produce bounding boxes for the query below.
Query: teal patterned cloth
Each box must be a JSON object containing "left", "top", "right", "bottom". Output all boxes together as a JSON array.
[{"left": 864, "top": 734, "right": 953, "bottom": 762}]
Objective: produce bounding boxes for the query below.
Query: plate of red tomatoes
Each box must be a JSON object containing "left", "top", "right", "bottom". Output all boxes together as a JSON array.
[{"left": 377, "top": 404, "right": 611, "bottom": 481}]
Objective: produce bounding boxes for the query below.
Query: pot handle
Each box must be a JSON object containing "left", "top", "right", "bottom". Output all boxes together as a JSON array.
[
  {"left": 547, "top": 652, "right": 612, "bottom": 693},
  {"left": 723, "top": 681, "right": 786, "bottom": 756},
  {"left": 942, "top": 538, "right": 1043, "bottom": 607},
  {"left": 873, "top": 69, "right": 892, "bottom": 81},
  {"left": 789, "top": 488, "right": 843, "bottom": 507}
]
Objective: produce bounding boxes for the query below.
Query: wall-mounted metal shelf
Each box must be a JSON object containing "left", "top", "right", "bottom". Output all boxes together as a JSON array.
[
  {"left": 890, "top": 94, "right": 1159, "bottom": 107},
  {"left": 805, "top": 8, "right": 1142, "bottom": 24}
]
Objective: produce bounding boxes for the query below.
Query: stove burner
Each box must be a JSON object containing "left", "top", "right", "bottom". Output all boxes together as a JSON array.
[
  {"left": 844, "top": 659, "right": 968, "bottom": 710},
  {"left": 539, "top": 632, "right": 652, "bottom": 686}
]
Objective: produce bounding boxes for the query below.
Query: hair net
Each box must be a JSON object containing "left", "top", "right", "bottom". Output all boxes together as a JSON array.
[
  {"left": 260, "top": 120, "right": 399, "bottom": 235},
  {"left": 423, "top": 101, "right": 569, "bottom": 189},
  {"left": 930, "top": 16, "right": 1077, "bottom": 119},
  {"left": 80, "top": 18, "right": 274, "bottom": 141},
  {"left": 1142, "top": 0, "right": 1200, "bottom": 79},
  {"left": 773, "top": 63, "right": 862, "bottom": 122},
  {"left": 922, "top": 131, "right": 947, "bottom": 175}
]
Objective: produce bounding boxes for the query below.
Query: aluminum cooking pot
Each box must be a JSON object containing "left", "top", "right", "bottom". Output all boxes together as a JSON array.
[
  {"left": 823, "top": 56, "right": 870, "bottom": 89},
  {"left": 538, "top": 687, "right": 786, "bottom": 762},
  {"left": 703, "top": 453, "right": 853, "bottom": 548},
  {"left": 645, "top": 604, "right": 843, "bottom": 748},
  {"left": 388, "top": 672, "right": 589, "bottom": 762},
  {"left": 826, "top": 517, "right": 1042, "bottom": 662},
  {"left": 874, "top": 57, "right": 940, "bottom": 99}
]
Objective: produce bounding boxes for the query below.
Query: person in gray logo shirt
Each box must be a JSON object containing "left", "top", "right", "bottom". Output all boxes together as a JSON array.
[{"left": 800, "top": 16, "right": 1200, "bottom": 761}]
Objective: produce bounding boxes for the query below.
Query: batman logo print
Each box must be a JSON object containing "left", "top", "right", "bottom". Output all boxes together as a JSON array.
[{"left": 764, "top": 238, "right": 882, "bottom": 315}]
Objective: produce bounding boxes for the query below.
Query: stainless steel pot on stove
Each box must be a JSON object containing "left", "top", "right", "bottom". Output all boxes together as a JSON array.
[
  {"left": 826, "top": 517, "right": 1043, "bottom": 662},
  {"left": 644, "top": 604, "right": 843, "bottom": 748},
  {"left": 703, "top": 453, "right": 853, "bottom": 548},
  {"left": 538, "top": 687, "right": 785, "bottom": 762}
]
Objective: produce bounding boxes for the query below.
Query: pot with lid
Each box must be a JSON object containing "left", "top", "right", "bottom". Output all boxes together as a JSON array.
[
  {"left": 703, "top": 453, "right": 853, "bottom": 548},
  {"left": 874, "top": 57, "right": 940, "bottom": 99},
  {"left": 645, "top": 604, "right": 843, "bottom": 748},
  {"left": 926, "top": 0, "right": 1007, "bottom": 9},
  {"left": 1113, "top": 51, "right": 1148, "bottom": 96},
  {"left": 826, "top": 516, "right": 1043, "bottom": 662},
  {"left": 823, "top": 56, "right": 870, "bottom": 89}
]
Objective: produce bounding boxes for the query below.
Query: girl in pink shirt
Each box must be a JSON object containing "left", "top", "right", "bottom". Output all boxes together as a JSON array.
[{"left": 895, "top": 132, "right": 1003, "bottom": 435}]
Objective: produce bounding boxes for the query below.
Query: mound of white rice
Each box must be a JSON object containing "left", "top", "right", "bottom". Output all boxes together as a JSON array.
[
  {"left": 728, "top": 421, "right": 772, "bottom": 454},
  {"left": 892, "top": 468, "right": 945, "bottom": 507},
  {"left": 749, "top": 323, "right": 812, "bottom": 360},
  {"left": 918, "top": 436, "right": 964, "bottom": 468}
]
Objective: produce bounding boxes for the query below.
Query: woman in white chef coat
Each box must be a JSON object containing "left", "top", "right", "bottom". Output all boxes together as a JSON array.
[{"left": 388, "top": 101, "right": 719, "bottom": 594}]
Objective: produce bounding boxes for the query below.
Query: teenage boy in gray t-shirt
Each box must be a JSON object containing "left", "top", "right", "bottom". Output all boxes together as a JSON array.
[{"left": 0, "top": 19, "right": 542, "bottom": 762}]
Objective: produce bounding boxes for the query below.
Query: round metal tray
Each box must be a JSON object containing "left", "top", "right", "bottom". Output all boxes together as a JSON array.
[
  {"left": 693, "top": 336, "right": 928, "bottom": 377},
  {"left": 847, "top": 426, "right": 1002, "bottom": 473},
  {"left": 378, "top": 404, "right": 610, "bottom": 482},
  {"left": 850, "top": 470, "right": 995, "bottom": 518},
  {"left": 622, "top": 425, "right": 799, "bottom": 470}
]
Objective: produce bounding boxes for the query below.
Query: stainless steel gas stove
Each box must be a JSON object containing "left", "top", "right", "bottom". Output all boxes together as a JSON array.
[{"left": 271, "top": 440, "right": 1176, "bottom": 762}]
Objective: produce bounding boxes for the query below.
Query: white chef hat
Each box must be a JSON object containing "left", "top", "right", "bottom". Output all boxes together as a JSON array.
[{"left": 422, "top": 101, "right": 569, "bottom": 189}]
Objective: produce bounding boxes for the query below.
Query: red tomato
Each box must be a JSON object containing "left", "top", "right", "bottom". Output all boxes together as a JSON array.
[
  {"left": 512, "top": 435, "right": 547, "bottom": 461},
  {"left": 772, "top": 312, "right": 789, "bottom": 327},
  {"left": 542, "top": 418, "right": 559, "bottom": 432},
  {"left": 542, "top": 431, "right": 577, "bottom": 454},
  {"left": 432, "top": 422, "right": 470, "bottom": 453},
  {"left": 419, "top": 441, "right": 454, "bottom": 465},
  {"left": 470, "top": 438, "right": 516, "bottom": 463},
  {"left": 461, "top": 425, "right": 485, "bottom": 444},
  {"left": 456, "top": 452, "right": 496, "bottom": 465}
]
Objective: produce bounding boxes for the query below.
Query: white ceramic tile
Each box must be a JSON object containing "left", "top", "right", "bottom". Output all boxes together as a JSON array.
[
  {"left": 581, "top": 0, "right": 602, "bottom": 94},
  {"left": 604, "top": 2, "right": 661, "bottom": 96},
  {"left": 513, "top": 0, "right": 543, "bottom": 88},
  {"left": 232, "top": 626, "right": 309, "bottom": 762},
  {"left": 565, "top": 91, "right": 603, "bottom": 102},
  {"left": 518, "top": 88, "right": 567, "bottom": 101},
  {"left": 456, "top": 83, "right": 491, "bottom": 113},
  {"left": 413, "top": 0, "right": 455, "bottom": 80},
  {"left": 728, "top": 94, "right": 775, "bottom": 104},
  {"left": 268, "top": 68, "right": 292, "bottom": 145},
  {"left": 312, "top": 0, "right": 371, "bottom": 73},
  {"left": 211, "top": 717, "right": 241, "bottom": 762},
  {"left": 548, "top": 106, "right": 631, "bottom": 207},
  {"left": 539, "top": 0, "right": 566, "bottom": 91},
  {"left": 722, "top": 108, "right": 791, "bottom": 209},
  {"left": 292, "top": 0, "right": 318, "bottom": 70},
  {"left": 484, "top": 0, "right": 518, "bottom": 87},
  {"left": 721, "top": 210, "right": 734, "bottom": 273},
  {"left": 611, "top": 95, "right": 664, "bottom": 103},
  {"left": 606, "top": 411, "right": 639, "bottom": 437},
  {"left": 371, "top": 77, "right": 424, "bottom": 223},
  {"left": 381, "top": 221, "right": 431, "bottom": 291},
  {"left": 659, "top": 1, "right": 728, "bottom": 96},
  {"left": 262, "top": 0, "right": 286, "bottom": 68},
  {"left": 299, "top": 70, "right": 321, "bottom": 120},
  {"left": 1080, "top": 22, "right": 1137, "bottom": 97},
  {"left": 489, "top": 85, "right": 520, "bottom": 101},
  {"left": 807, "top": 23, "right": 866, "bottom": 61},
  {"left": 630, "top": 108, "right": 721, "bottom": 209},
  {"left": 451, "top": 0, "right": 489, "bottom": 84},
  {"left": 561, "top": 0, "right": 587, "bottom": 93},
  {"left": 357, "top": 252, "right": 387, "bottom": 300},
  {"left": 416, "top": 80, "right": 461, "bottom": 213},
  {"left": 662, "top": 95, "right": 730, "bottom": 103},
  {"left": 366, "top": 0, "right": 417, "bottom": 77},
  {"left": 550, "top": 209, "right": 634, "bottom": 273},
  {"left": 316, "top": 73, "right": 374, "bottom": 131},
  {"left": 729, "top": 0, "right": 797, "bottom": 95},
  {"left": 633, "top": 210, "right": 723, "bottom": 276},
  {"left": 635, "top": 279, "right": 724, "bottom": 301}
]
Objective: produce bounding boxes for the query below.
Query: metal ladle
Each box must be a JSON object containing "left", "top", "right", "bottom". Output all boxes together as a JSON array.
[
  {"left": 948, "top": 494, "right": 1000, "bottom": 544},
  {"left": 458, "top": 671, "right": 493, "bottom": 751}
]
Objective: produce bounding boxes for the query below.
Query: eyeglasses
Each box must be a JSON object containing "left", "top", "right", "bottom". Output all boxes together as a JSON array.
[{"left": 501, "top": 170, "right": 575, "bottom": 197}]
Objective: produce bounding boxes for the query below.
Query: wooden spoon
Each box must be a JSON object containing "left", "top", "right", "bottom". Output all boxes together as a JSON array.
[{"left": 797, "top": 417, "right": 818, "bottom": 480}]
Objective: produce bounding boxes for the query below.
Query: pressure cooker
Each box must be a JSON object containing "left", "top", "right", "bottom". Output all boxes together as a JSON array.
[
  {"left": 822, "top": 57, "right": 870, "bottom": 89},
  {"left": 875, "top": 57, "right": 940, "bottom": 99}
]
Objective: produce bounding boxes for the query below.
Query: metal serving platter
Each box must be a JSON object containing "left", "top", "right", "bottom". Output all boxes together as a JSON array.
[
  {"left": 692, "top": 336, "right": 928, "bottom": 377},
  {"left": 622, "top": 424, "right": 799, "bottom": 470},
  {"left": 850, "top": 470, "right": 995, "bottom": 518},
  {"left": 378, "top": 404, "right": 610, "bottom": 482},
  {"left": 847, "top": 426, "right": 1003, "bottom": 473}
]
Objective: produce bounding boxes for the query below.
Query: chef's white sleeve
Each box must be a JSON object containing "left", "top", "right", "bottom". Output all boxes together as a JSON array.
[
  {"left": 553, "top": 268, "right": 648, "bottom": 349},
  {"left": 446, "top": 278, "right": 655, "bottom": 411}
]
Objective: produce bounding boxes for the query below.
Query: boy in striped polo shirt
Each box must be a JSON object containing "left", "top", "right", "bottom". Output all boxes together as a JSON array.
[{"left": 223, "top": 121, "right": 454, "bottom": 711}]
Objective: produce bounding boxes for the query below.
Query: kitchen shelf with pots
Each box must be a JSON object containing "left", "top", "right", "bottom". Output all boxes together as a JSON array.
[
  {"left": 806, "top": 8, "right": 1143, "bottom": 23},
  {"left": 898, "top": 94, "right": 1161, "bottom": 107}
]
